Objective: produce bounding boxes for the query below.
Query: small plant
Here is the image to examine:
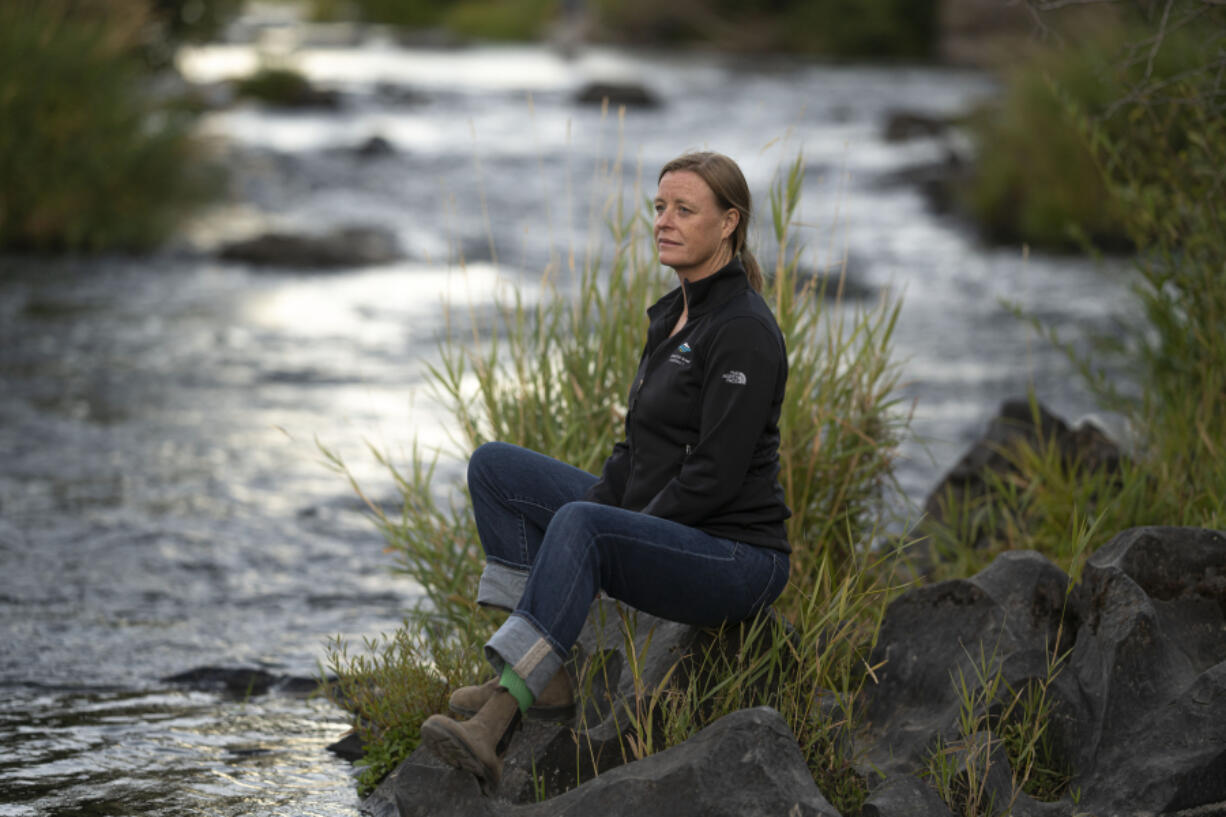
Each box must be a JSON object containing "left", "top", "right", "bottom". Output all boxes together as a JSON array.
[
  {"left": 321, "top": 619, "right": 487, "bottom": 797},
  {"left": 925, "top": 614, "right": 1074, "bottom": 815}
]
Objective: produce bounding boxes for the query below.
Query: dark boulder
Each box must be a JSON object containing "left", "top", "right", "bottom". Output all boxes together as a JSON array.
[
  {"left": 326, "top": 730, "right": 366, "bottom": 763},
  {"left": 862, "top": 774, "right": 953, "bottom": 817},
  {"left": 1067, "top": 527, "right": 1226, "bottom": 817},
  {"left": 574, "top": 81, "right": 659, "bottom": 108},
  {"left": 857, "top": 550, "right": 1076, "bottom": 778},
  {"left": 218, "top": 226, "right": 402, "bottom": 268},
  {"left": 857, "top": 527, "right": 1226, "bottom": 817},
  {"left": 381, "top": 708, "right": 839, "bottom": 817}
]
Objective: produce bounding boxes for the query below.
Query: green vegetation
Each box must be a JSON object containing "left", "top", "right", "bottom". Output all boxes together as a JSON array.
[
  {"left": 324, "top": 621, "right": 485, "bottom": 796},
  {"left": 963, "top": 9, "right": 1219, "bottom": 252},
  {"left": 0, "top": 0, "right": 220, "bottom": 253},
  {"left": 924, "top": 599, "right": 1076, "bottom": 813},
  {"left": 233, "top": 66, "right": 335, "bottom": 107},
  {"left": 310, "top": 0, "right": 936, "bottom": 57},
  {"left": 930, "top": 7, "right": 1226, "bottom": 567},
  {"left": 593, "top": 0, "right": 936, "bottom": 58},
  {"left": 309, "top": 0, "right": 558, "bottom": 40}
]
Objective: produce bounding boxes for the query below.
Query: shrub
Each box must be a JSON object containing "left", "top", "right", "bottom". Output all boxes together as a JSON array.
[
  {"left": 0, "top": 0, "right": 219, "bottom": 253},
  {"left": 962, "top": 20, "right": 1210, "bottom": 252},
  {"left": 592, "top": 0, "right": 937, "bottom": 58}
]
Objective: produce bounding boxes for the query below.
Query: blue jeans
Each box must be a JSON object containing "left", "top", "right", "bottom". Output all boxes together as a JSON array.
[{"left": 469, "top": 442, "right": 790, "bottom": 699}]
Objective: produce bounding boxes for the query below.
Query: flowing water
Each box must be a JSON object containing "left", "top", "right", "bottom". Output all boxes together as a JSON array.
[{"left": 0, "top": 15, "right": 1136, "bottom": 816}]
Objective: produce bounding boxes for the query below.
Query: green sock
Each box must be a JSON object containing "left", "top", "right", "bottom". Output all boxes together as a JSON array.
[{"left": 498, "top": 665, "right": 533, "bottom": 714}]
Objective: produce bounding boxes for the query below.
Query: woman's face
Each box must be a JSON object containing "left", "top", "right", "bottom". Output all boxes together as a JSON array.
[{"left": 653, "top": 170, "right": 738, "bottom": 282}]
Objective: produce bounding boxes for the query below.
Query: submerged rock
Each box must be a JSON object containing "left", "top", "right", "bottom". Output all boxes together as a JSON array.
[
  {"left": 162, "top": 665, "right": 322, "bottom": 698},
  {"left": 218, "top": 226, "right": 402, "bottom": 269},
  {"left": 574, "top": 81, "right": 660, "bottom": 108}
]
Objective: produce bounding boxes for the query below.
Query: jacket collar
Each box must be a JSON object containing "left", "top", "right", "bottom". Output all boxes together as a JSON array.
[{"left": 648, "top": 257, "right": 750, "bottom": 322}]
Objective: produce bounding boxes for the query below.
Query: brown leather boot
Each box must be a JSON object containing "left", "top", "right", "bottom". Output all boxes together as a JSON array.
[
  {"left": 421, "top": 687, "right": 522, "bottom": 794},
  {"left": 448, "top": 667, "right": 574, "bottom": 721}
]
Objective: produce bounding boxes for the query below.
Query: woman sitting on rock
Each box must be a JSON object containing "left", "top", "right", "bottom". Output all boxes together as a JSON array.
[{"left": 421, "top": 150, "right": 793, "bottom": 792}]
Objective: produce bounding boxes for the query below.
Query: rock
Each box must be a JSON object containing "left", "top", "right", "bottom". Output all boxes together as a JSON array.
[
  {"left": 574, "top": 81, "right": 659, "bottom": 108},
  {"left": 857, "top": 550, "right": 1075, "bottom": 778},
  {"left": 383, "top": 708, "right": 838, "bottom": 817},
  {"left": 877, "top": 150, "right": 968, "bottom": 216},
  {"left": 862, "top": 774, "right": 953, "bottom": 817},
  {"left": 374, "top": 82, "right": 428, "bottom": 107},
  {"left": 370, "top": 599, "right": 787, "bottom": 811},
  {"left": 921, "top": 398, "right": 1123, "bottom": 552},
  {"left": 1067, "top": 527, "right": 1226, "bottom": 817},
  {"left": 857, "top": 527, "right": 1226, "bottom": 817},
  {"left": 162, "top": 665, "right": 322, "bottom": 698},
  {"left": 218, "top": 226, "right": 402, "bottom": 268},
  {"left": 514, "top": 707, "right": 840, "bottom": 817},
  {"left": 883, "top": 110, "right": 951, "bottom": 142},
  {"left": 326, "top": 730, "right": 366, "bottom": 762},
  {"left": 763, "top": 255, "right": 876, "bottom": 301},
  {"left": 355, "top": 136, "right": 396, "bottom": 159}
]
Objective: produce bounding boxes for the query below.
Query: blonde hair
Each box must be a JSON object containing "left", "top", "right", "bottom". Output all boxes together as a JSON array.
[{"left": 657, "top": 151, "right": 763, "bottom": 292}]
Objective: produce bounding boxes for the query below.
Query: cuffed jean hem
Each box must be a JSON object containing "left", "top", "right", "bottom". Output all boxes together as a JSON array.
[
  {"left": 484, "top": 612, "right": 566, "bottom": 700},
  {"left": 476, "top": 561, "right": 529, "bottom": 611}
]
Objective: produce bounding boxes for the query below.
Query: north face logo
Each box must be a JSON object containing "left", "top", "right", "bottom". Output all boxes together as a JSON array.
[{"left": 721, "top": 370, "right": 747, "bottom": 385}]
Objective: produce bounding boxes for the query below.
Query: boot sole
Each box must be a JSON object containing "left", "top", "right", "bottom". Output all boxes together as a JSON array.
[{"left": 420, "top": 717, "right": 500, "bottom": 795}]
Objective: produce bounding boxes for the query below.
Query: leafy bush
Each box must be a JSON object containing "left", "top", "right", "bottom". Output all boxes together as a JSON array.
[
  {"left": 963, "top": 18, "right": 1212, "bottom": 251},
  {"left": 0, "top": 0, "right": 219, "bottom": 253},
  {"left": 593, "top": 0, "right": 937, "bottom": 58}
]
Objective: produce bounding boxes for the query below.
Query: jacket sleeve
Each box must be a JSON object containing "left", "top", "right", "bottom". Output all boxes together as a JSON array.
[
  {"left": 640, "top": 316, "right": 783, "bottom": 524},
  {"left": 582, "top": 439, "right": 631, "bottom": 506}
]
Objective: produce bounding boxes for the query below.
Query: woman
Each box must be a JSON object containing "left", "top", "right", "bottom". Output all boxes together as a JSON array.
[{"left": 420, "top": 151, "right": 792, "bottom": 792}]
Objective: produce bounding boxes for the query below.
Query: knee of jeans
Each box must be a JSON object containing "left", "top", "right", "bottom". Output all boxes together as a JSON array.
[
  {"left": 467, "top": 441, "right": 507, "bottom": 487},
  {"left": 547, "top": 502, "right": 603, "bottom": 546}
]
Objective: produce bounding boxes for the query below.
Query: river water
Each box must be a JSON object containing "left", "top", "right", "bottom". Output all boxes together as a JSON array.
[{"left": 0, "top": 17, "right": 1136, "bottom": 817}]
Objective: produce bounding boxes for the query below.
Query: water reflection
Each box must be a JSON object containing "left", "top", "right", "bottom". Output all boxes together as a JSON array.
[{"left": 0, "top": 686, "right": 359, "bottom": 816}]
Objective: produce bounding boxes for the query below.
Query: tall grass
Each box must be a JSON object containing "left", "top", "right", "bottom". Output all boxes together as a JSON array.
[
  {"left": 0, "top": 0, "right": 220, "bottom": 253},
  {"left": 927, "top": 47, "right": 1226, "bottom": 567},
  {"left": 323, "top": 149, "right": 910, "bottom": 808}
]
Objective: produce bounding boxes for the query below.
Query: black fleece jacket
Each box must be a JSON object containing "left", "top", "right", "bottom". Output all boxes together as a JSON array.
[{"left": 582, "top": 258, "right": 792, "bottom": 552}]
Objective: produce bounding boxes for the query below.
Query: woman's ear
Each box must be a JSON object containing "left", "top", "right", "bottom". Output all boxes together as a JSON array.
[{"left": 721, "top": 208, "right": 739, "bottom": 240}]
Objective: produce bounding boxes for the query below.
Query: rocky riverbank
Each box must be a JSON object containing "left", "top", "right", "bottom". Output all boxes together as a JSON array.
[{"left": 339, "top": 403, "right": 1226, "bottom": 817}]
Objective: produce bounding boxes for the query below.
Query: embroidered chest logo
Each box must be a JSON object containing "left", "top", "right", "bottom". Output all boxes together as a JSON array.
[
  {"left": 667, "top": 341, "right": 694, "bottom": 367},
  {"left": 721, "top": 370, "right": 748, "bottom": 385}
]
